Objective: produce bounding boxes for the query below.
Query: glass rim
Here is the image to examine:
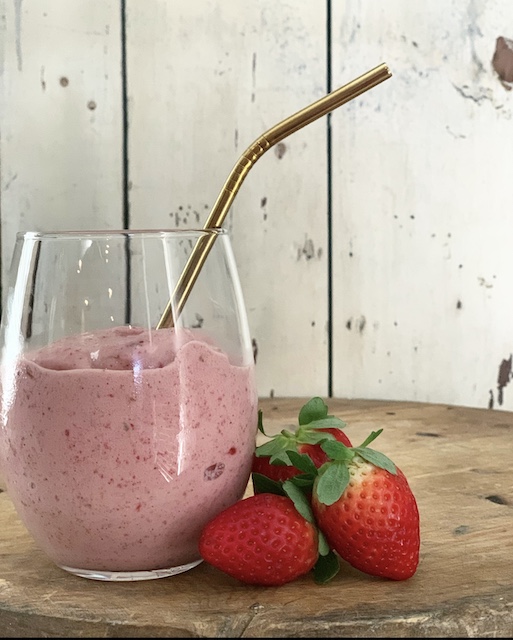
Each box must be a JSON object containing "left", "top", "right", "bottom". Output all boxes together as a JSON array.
[{"left": 16, "top": 228, "right": 228, "bottom": 240}]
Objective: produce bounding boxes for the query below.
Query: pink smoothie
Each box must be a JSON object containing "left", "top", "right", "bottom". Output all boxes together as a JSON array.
[{"left": 0, "top": 326, "right": 257, "bottom": 572}]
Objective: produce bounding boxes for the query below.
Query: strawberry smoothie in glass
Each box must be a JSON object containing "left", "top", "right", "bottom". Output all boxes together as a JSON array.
[{"left": 0, "top": 230, "right": 258, "bottom": 581}]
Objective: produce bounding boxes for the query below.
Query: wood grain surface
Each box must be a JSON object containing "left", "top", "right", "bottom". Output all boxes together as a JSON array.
[{"left": 0, "top": 397, "right": 512, "bottom": 638}]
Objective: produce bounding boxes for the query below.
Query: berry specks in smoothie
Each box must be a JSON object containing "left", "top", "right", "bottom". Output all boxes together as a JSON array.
[
  {"left": 204, "top": 462, "right": 225, "bottom": 481},
  {"left": 2, "top": 326, "right": 257, "bottom": 570}
]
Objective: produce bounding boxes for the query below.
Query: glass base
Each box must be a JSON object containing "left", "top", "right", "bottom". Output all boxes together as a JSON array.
[{"left": 59, "top": 558, "right": 203, "bottom": 581}]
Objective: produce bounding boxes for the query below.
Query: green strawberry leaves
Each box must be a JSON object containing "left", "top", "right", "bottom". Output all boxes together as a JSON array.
[
  {"left": 298, "top": 396, "right": 329, "bottom": 425},
  {"left": 255, "top": 434, "right": 296, "bottom": 460},
  {"left": 355, "top": 447, "right": 396, "bottom": 474},
  {"left": 255, "top": 397, "right": 347, "bottom": 465},
  {"left": 313, "top": 550, "right": 341, "bottom": 584},
  {"left": 298, "top": 397, "right": 346, "bottom": 427},
  {"left": 320, "top": 439, "right": 353, "bottom": 461},
  {"left": 283, "top": 480, "right": 314, "bottom": 523},
  {"left": 282, "top": 479, "right": 330, "bottom": 557},
  {"left": 315, "top": 461, "right": 350, "bottom": 506},
  {"left": 286, "top": 450, "right": 318, "bottom": 476},
  {"left": 251, "top": 472, "right": 285, "bottom": 496},
  {"left": 282, "top": 478, "right": 340, "bottom": 584}
]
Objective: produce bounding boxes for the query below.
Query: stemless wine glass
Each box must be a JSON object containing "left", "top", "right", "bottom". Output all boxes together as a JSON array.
[{"left": 0, "top": 229, "right": 258, "bottom": 581}]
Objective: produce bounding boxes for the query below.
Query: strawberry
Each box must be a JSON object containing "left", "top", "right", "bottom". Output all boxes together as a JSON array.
[
  {"left": 198, "top": 492, "right": 319, "bottom": 586},
  {"left": 311, "top": 431, "right": 420, "bottom": 580},
  {"left": 252, "top": 397, "right": 352, "bottom": 492},
  {"left": 300, "top": 427, "right": 352, "bottom": 465},
  {"left": 251, "top": 453, "right": 303, "bottom": 484}
]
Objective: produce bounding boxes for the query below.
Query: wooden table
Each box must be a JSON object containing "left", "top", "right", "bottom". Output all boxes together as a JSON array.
[{"left": 1, "top": 398, "right": 512, "bottom": 637}]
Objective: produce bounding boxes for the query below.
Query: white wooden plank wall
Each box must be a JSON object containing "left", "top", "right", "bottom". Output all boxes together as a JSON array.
[
  {"left": 0, "top": 0, "right": 124, "bottom": 253},
  {"left": 1, "top": 0, "right": 512, "bottom": 411},
  {"left": 331, "top": 0, "right": 513, "bottom": 411},
  {"left": 126, "top": 0, "right": 329, "bottom": 399}
]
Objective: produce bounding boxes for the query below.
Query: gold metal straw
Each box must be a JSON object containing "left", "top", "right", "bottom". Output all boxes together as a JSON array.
[{"left": 157, "top": 62, "right": 392, "bottom": 329}]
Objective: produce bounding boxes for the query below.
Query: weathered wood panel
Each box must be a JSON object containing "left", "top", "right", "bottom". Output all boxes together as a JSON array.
[
  {"left": 125, "top": 0, "right": 329, "bottom": 397},
  {"left": 331, "top": 0, "right": 513, "bottom": 410},
  {"left": 0, "top": 0, "right": 124, "bottom": 278}
]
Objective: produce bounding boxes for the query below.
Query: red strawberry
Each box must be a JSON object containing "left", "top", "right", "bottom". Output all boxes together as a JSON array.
[
  {"left": 251, "top": 454, "right": 303, "bottom": 483},
  {"left": 199, "top": 493, "right": 319, "bottom": 586},
  {"left": 311, "top": 435, "right": 420, "bottom": 581},
  {"left": 300, "top": 427, "right": 352, "bottom": 466},
  {"left": 252, "top": 398, "right": 352, "bottom": 491}
]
